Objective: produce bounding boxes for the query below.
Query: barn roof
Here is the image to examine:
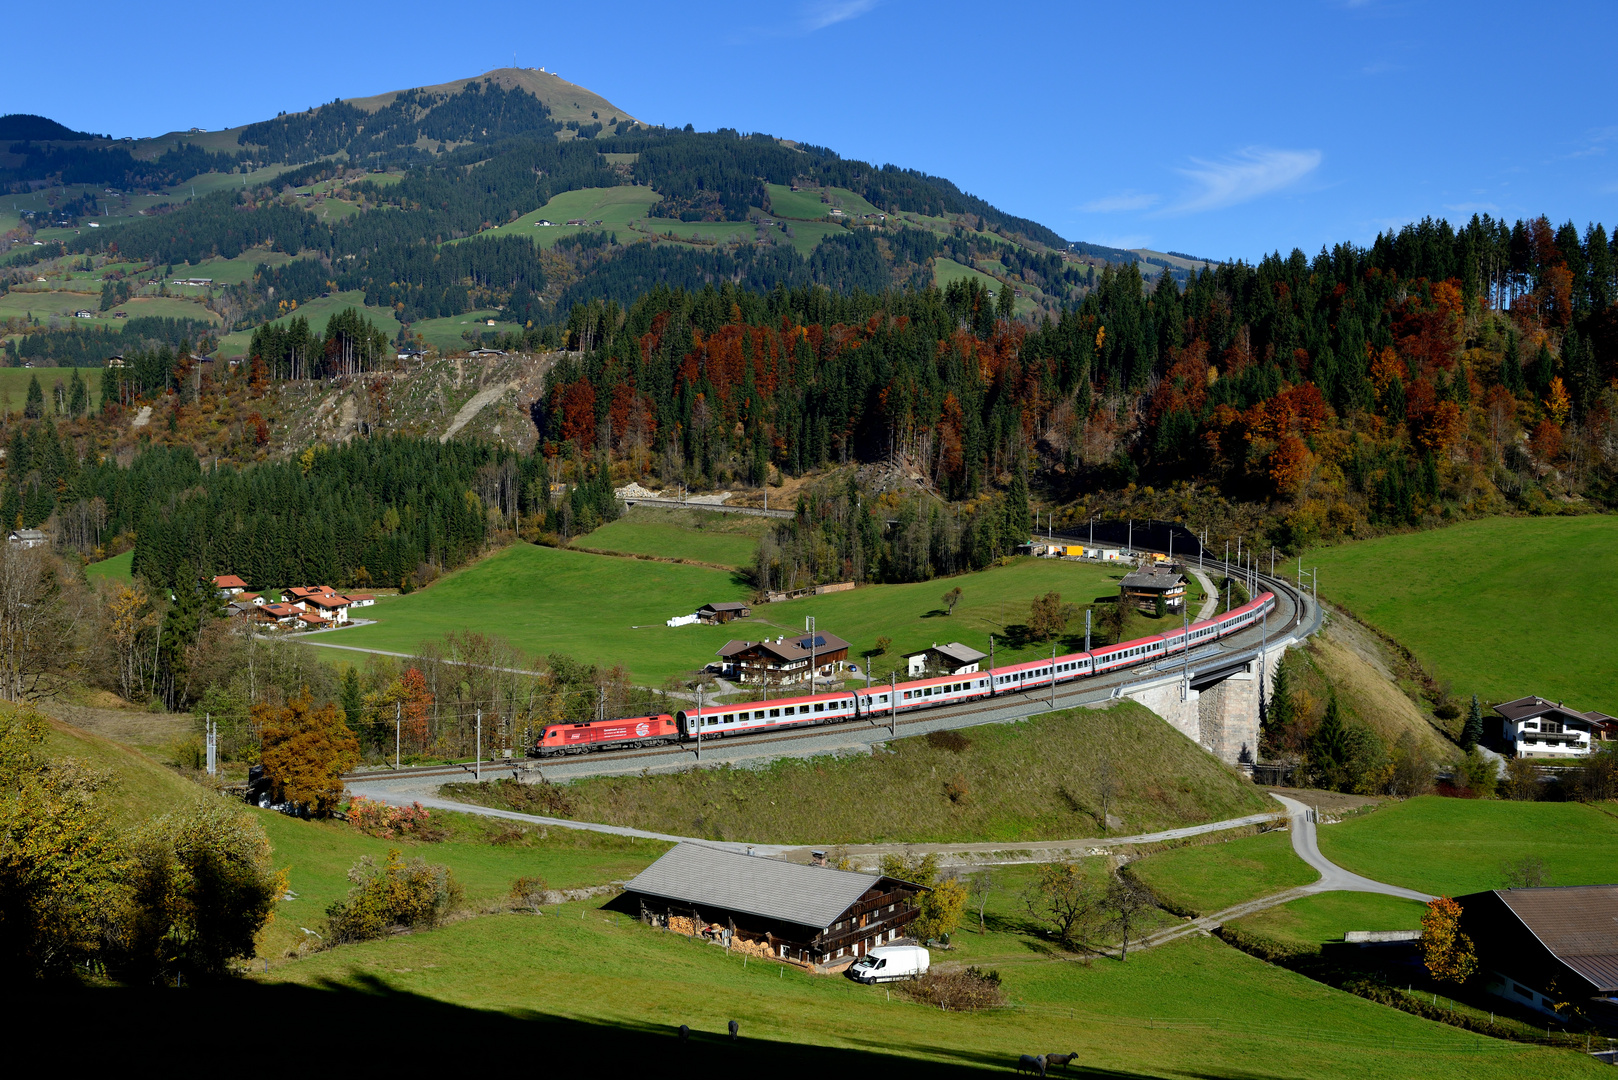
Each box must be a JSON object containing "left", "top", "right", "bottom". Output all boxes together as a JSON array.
[
  {"left": 1494, "top": 885, "right": 1618, "bottom": 993},
  {"left": 623, "top": 843, "right": 887, "bottom": 930}
]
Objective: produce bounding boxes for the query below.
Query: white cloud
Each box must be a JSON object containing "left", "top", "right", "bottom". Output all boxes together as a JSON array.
[
  {"left": 1161, "top": 147, "right": 1322, "bottom": 215},
  {"left": 803, "top": 0, "right": 877, "bottom": 30},
  {"left": 1079, "top": 191, "right": 1159, "bottom": 213}
]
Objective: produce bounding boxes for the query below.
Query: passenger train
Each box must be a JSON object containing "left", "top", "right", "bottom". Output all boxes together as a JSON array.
[{"left": 532, "top": 591, "right": 1277, "bottom": 757}]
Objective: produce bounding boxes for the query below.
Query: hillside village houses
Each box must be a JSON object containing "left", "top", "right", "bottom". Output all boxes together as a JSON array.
[
  {"left": 213, "top": 576, "right": 375, "bottom": 630},
  {"left": 1119, "top": 564, "right": 1189, "bottom": 613}
]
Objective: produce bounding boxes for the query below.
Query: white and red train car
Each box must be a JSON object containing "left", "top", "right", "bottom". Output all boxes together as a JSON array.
[{"left": 536, "top": 592, "right": 1277, "bottom": 757}]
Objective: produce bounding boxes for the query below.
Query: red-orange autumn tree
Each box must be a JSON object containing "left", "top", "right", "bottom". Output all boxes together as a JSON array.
[{"left": 1420, "top": 896, "right": 1477, "bottom": 984}]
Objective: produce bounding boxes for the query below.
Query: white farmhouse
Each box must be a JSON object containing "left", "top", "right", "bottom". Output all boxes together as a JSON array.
[{"left": 1495, "top": 696, "right": 1614, "bottom": 759}]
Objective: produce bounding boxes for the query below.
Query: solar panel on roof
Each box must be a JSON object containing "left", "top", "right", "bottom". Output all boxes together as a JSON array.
[{"left": 798, "top": 635, "right": 826, "bottom": 648}]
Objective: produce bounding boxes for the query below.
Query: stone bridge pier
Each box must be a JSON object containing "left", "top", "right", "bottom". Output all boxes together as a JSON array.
[{"left": 1118, "top": 641, "right": 1294, "bottom": 769}]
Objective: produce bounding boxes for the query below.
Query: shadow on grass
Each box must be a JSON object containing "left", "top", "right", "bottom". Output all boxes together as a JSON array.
[{"left": 6, "top": 975, "right": 1211, "bottom": 1077}]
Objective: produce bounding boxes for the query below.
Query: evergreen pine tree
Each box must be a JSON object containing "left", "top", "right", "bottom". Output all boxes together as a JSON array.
[
  {"left": 1310, "top": 693, "right": 1350, "bottom": 788},
  {"left": 1462, "top": 694, "right": 1485, "bottom": 752},
  {"left": 23, "top": 375, "right": 43, "bottom": 420},
  {"left": 1266, "top": 655, "right": 1295, "bottom": 736},
  {"left": 339, "top": 667, "right": 364, "bottom": 733},
  {"left": 1005, "top": 455, "right": 1031, "bottom": 544}
]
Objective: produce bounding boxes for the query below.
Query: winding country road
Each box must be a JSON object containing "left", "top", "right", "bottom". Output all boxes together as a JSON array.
[{"left": 1135, "top": 793, "right": 1433, "bottom": 951}]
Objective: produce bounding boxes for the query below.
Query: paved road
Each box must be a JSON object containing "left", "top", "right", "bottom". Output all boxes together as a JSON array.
[
  {"left": 1135, "top": 793, "right": 1433, "bottom": 952},
  {"left": 1271, "top": 793, "right": 1434, "bottom": 901}
]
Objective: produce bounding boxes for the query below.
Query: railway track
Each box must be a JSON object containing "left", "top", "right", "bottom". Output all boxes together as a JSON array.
[{"left": 344, "top": 556, "right": 1317, "bottom": 788}]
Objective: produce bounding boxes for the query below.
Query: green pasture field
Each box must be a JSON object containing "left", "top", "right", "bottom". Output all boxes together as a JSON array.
[
  {"left": 168, "top": 164, "right": 294, "bottom": 199},
  {"left": 1315, "top": 795, "right": 1618, "bottom": 896},
  {"left": 1230, "top": 892, "right": 1427, "bottom": 952},
  {"left": 764, "top": 183, "right": 883, "bottom": 221},
  {"left": 1313, "top": 515, "right": 1618, "bottom": 712},
  {"left": 217, "top": 291, "right": 401, "bottom": 357},
  {"left": 321, "top": 543, "right": 750, "bottom": 682},
  {"left": 410, "top": 309, "right": 525, "bottom": 352},
  {"left": 0, "top": 289, "right": 220, "bottom": 328},
  {"left": 85, "top": 550, "right": 134, "bottom": 584},
  {"left": 253, "top": 807, "right": 666, "bottom": 957},
  {"left": 0, "top": 367, "right": 103, "bottom": 415},
  {"left": 322, "top": 544, "right": 1203, "bottom": 685},
  {"left": 1129, "top": 829, "right": 1314, "bottom": 915},
  {"left": 257, "top": 888, "right": 1577, "bottom": 1078},
  {"left": 933, "top": 257, "right": 1037, "bottom": 316},
  {"left": 571, "top": 507, "right": 770, "bottom": 569},
  {"left": 484, "top": 185, "right": 661, "bottom": 249},
  {"left": 643, "top": 218, "right": 759, "bottom": 247},
  {"left": 448, "top": 700, "right": 1270, "bottom": 844},
  {"left": 157, "top": 248, "right": 299, "bottom": 286}
]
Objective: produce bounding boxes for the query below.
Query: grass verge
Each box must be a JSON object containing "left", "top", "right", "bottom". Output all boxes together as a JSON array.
[
  {"left": 443, "top": 700, "right": 1271, "bottom": 844},
  {"left": 1129, "top": 829, "right": 1316, "bottom": 915}
]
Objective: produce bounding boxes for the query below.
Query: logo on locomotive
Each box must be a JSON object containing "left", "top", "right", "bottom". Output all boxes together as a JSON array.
[{"left": 635, "top": 722, "right": 650, "bottom": 737}]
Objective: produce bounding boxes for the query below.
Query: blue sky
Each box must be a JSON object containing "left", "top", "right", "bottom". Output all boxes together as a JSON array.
[{"left": 17, "top": 0, "right": 1615, "bottom": 260}]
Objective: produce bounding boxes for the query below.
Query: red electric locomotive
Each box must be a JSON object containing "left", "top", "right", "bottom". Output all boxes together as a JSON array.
[{"left": 533, "top": 713, "right": 678, "bottom": 757}]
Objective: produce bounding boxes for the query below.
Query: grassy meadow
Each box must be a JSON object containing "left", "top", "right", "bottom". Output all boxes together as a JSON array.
[
  {"left": 85, "top": 549, "right": 134, "bottom": 583},
  {"left": 572, "top": 507, "right": 772, "bottom": 569},
  {"left": 217, "top": 290, "right": 401, "bottom": 357},
  {"left": 446, "top": 700, "right": 1271, "bottom": 845},
  {"left": 1315, "top": 795, "right": 1618, "bottom": 896},
  {"left": 1313, "top": 515, "right": 1618, "bottom": 712},
  {"left": 409, "top": 309, "right": 525, "bottom": 352},
  {"left": 1230, "top": 892, "right": 1428, "bottom": 953},
  {"left": 323, "top": 542, "right": 1202, "bottom": 685},
  {"left": 251, "top": 889, "right": 1578, "bottom": 1079},
  {"left": 1129, "top": 829, "right": 1316, "bottom": 915},
  {"left": 0, "top": 366, "right": 103, "bottom": 415},
  {"left": 489, "top": 185, "right": 661, "bottom": 249}
]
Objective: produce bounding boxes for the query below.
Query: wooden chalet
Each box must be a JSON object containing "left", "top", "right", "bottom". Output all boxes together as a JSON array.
[
  {"left": 1457, "top": 884, "right": 1618, "bottom": 1021},
  {"left": 716, "top": 631, "right": 850, "bottom": 686},
  {"left": 614, "top": 843, "right": 927, "bottom": 969},
  {"left": 1119, "top": 564, "right": 1187, "bottom": 613}
]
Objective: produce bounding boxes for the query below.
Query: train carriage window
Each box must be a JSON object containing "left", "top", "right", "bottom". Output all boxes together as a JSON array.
[
  {"left": 754, "top": 711, "right": 765, "bottom": 720},
  {"left": 783, "top": 706, "right": 794, "bottom": 715},
  {"left": 770, "top": 708, "right": 780, "bottom": 718},
  {"left": 881, "top": 694, "right": 890, "bottom": 703},
  {"left": 814, "top": 703, "right": 825, "bottom": 713}
]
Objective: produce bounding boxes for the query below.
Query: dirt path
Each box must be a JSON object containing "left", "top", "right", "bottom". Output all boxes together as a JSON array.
[{"left": 441, "top": 381, "right": 517, "bottom": 443}]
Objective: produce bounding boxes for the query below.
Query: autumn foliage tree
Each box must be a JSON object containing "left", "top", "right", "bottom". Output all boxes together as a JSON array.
[
  {"left": 258, "top": 692, "right": 360, "bottom": 815},
  {"left": 1420, "top": 896, "right": 1478, "bottom": 983}
]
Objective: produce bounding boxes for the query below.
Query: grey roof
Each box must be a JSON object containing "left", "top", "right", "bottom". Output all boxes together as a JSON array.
[
  {"left": 700, "top": 601, "right": 750, "bottom": 612},
  {"left": 1495, "top": 884, "right": 1618, "bottom": 993},
  {"left": 1120, "top": 568, "right": 1185, "bottom": 589},
  {"left": 905, "top": 641, "right": 987, "bottom": 665},
  {"left": 1494, "top": 696, "right": 1596, "bottom": 727},
  {"left": 623, "top": 843, "right": 880, "bottom": 930},
  {"left": 716, "top": 632, "right": 852, "bottom": 663}
]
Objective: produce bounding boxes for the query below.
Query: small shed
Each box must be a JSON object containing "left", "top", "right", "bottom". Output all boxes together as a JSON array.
[
  {"left": 697, "top": 601, "right": 751, "bottom": 624},
  {"left": 904, "top": 641, "right": 988, "bottom": 677},
  {"left": 6, "top": 529, "right": 46, "bottom": 549},
  {"left": 613, "top": 843, "right": 926, "bottom": 969}
]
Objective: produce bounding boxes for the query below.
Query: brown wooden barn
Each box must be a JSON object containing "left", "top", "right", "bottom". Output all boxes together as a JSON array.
[{"left": 614, "top": 843, "right": 927, "bottom": 970}]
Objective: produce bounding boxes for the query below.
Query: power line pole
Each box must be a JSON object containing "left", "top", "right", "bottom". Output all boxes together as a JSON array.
[
  {"left": 205, "top": 714, "right": 215, "bottom": 777},
  {"left": 1084, "top": 609, "right": 1091, "bottom": 653},
  {"left": 475, "top": 708, "right": 482, "bottom": 782},
  {"left": 695, "top": 683, "right": 702, "bottom": 760},
  {"left": 395, "top": 701, "right": 401, "bottom": 769},
  {"left": 807, "top": 616, "right": 816, "bottom": 695},
  {"left": 1050, "top": 643, "right": 1056, "bottom": 710},
  {"left": 889, "top": 671, "right": 896, "bottom": 737}
]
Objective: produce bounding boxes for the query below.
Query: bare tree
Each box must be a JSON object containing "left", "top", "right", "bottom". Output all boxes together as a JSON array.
[
  {"left": 1105, "top": 872, "right": 1156, "bottom": 961},
  {"left": 969, "top": 869, "right": 996, "bottom": 933},
  {"left": 1095, "top": 751, "right": 1118, "bottom": 836}
]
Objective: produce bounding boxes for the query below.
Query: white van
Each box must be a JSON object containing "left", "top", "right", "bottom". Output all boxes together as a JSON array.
[{"left": 846, "top": 945, "right": 929, "bottom": 984}]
